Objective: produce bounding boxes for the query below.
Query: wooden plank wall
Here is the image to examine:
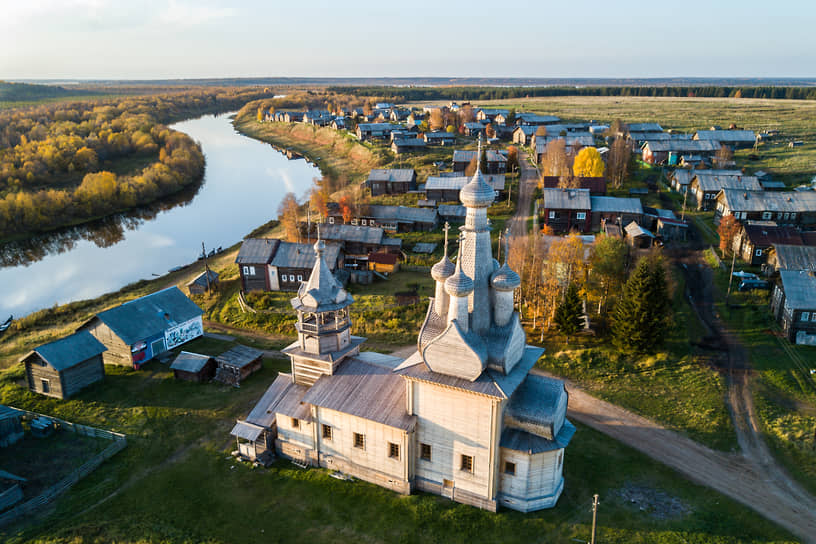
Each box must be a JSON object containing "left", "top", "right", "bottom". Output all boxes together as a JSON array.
[
  {"left": 62, "top": 355, "right": 105, "bottom": 398},
  {"left": 80, "top": 320, "right": 132, "bottom": 367}
]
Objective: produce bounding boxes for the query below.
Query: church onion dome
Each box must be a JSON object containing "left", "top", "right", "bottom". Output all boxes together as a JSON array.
[
  {"left": 445, "top": 266, "right": 474, "bottom": 297},
  {"left": 459, "top": 169, "right": 495, "bottom": 208},
  {"left": 291, "top": 238, "right": 352, "bottom": 312},
  {"left": 431, "top": 255, "right": 455, "bottom": 281},
  {"left": 491, "top": 262, "right": 521, "bottom": 291}
]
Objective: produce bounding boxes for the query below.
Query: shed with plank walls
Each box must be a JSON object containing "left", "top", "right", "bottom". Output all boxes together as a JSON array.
[
  {"left": 21, "top": 331, "right": 106, "bottom": 399},
  {"left": 170, "top": 351, "right": 216, "bottom": 382},
  {"left": 214, "top": 345, "right": 265, "bottom": 386}
]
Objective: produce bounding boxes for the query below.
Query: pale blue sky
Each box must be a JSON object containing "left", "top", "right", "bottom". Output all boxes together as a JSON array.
[{"left": 2, "top": 0, "right": 814, "bottom": 79}]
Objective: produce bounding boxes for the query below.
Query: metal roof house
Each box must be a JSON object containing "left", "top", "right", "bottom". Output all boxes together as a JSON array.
[
  {"left": 541, "top": 188, "right": 592, "bottom": 233},
  {"left": 425, "top": 174, "right": 505, "bottom": 202},
  {"left": 641, "top": 139, "right": 720, "bottom": 165},
  {"left": 690, "top": 173, "right": 761, "bottom": 210},
  {"left": 733, "top": 222, "right": 804, "bottom": 266},
  {"left": 770, "top": 270, "right": 816, "bottom": 344},
  {"left": 79, "top": 287, "right": 204, "bottom": 369},
  {"left": 236, "top": 238, "right": 342, "bottom": 292},
  {"left": 767, "top": 245, "right": 816, "bottom": 275},
  {"left": 236, "top": 238, "right": 279, "bottom": 292},
  {"left": 590, "top": 196, "right": 644, "bottom": 231},
  {"left": 714, "top": 189, "right": 816, "bottom": 227},
  {"left": 453, "top": 149, "right": 507, "bottom": 174},
  {"left": 235, "top": 147, "right": 572, "bottom": 512},
  {"left": 21, "top": 331, "right": 107, "bottom": 399},
  {"left": 693, "top": 129, "right": 757, "bottom": 149}
]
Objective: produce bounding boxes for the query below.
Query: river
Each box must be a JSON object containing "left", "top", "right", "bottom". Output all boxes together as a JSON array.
[{"left": 0, "top": 113, "right": 320, "bottom": 319}]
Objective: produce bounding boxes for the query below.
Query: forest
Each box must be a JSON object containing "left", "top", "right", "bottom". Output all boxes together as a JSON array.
[
  {"left": 0, "top": 87, "right": 275, "bottom": 240},
  {"left": 327, "top": 85, "right": 816, "bottom": 102}
]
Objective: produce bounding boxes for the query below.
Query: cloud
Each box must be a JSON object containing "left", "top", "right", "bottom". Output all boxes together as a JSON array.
[{"left": 157, "top": 1, "right": 235, "bottom": 27}]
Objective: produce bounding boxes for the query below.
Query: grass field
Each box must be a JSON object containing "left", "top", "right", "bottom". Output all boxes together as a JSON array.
[
  {"left": 455, "top": 96, "right": 816, "bottom": 186},
  {"left": 0, "top": 342, "right": 798, "bottom": 544}
]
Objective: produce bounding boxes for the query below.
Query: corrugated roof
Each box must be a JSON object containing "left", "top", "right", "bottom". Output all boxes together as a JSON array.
[
  {"left": 625, "top": 221, "right": 655, "bottom": 238},
  {"left": 412, "top": 242, "right": 438, "bottom": 253},
  {"left": 644, "top": 140, "right": 720, "bottom": 152},
  {"left": 230, "top": 420, "right": 264, "bottom": 441},
  {"left": 720, "top": 189, "right": 816, "bottom": 214},
  {"left": 772, "top": 245, "right": 816, "bottom": 272},
  {"left": 779, "top": 270, "right": 816, "bottom": 308},
  {"left": 590, "top": 196, "right": 644, "bottom": 215},
  {"left": 236, "top": 238, "right": 279, "bottom": 264},
  {"left": 27, "top": 331, "right": 106, "bottom": 371},
  {"left": 270, "top": 241, "right": 340, "bottom": 269},
  {"left": 320, "top": 223, "right": 384, "bottom": 244},
  {"left": 516, "top": 113, "right": 560, "bottom": 124},
  {"left": 437, "top": 204, "right": 466, "bottom": 218},
  {"left": 542, "top": 188, "right": 591, "bottom": 210},
  {"left": 426, "top": 175, "right": 505, "bottom": 191},
  {"left": 695, "top": 129, "right": 756, "bottom": 142},
  {"left": 693, "top": 173, "right": 761, "bottom": 192},
  {"left": 452, "top": 150, "right": 507, "bottom": 163},
  {"left": 742, "top": 223, "right": 803, "bottom": 247},
  {"left": 93, "top": 287, "right": 203, "bottom": 345},
  {"left": 246, "top": 373, "right": 311, "bottom": 427},
  {"left": 170, "top": 351, "right": 213, "bottom": 373},
  {"left": 302, "top": 358, "right": 416, "bottom": 431},
  {"left": 366, "top": 205, "right": 437, "bottom": 224},
  {"left": 628, "top": 122, "right": 663, "bottom": 132},
  {"left": 535, "top": 134, "right": 594, "bottom": 153},
  {"left": 367, "top": 169, "right": 415, "bottom": 183},
  {"left": 424, "top": 131, "right": 455, "bottom": 139}
]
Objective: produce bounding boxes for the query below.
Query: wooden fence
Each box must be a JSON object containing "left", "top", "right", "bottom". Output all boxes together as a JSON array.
[{"left": 0, "top": 409, "right": 127, "bottom": 527}]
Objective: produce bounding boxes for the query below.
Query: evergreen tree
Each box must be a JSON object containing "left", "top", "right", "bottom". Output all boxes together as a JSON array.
[
  {"left": 554, "top": 283, "right": 584, "bottom": 343},
  {"left": 611, "top": 253, "right": 671, "bottom": 353}
]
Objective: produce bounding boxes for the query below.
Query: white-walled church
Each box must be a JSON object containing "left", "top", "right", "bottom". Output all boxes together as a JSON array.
[{"left": 232, "top": 147, "right": 574, "bottom": 512}]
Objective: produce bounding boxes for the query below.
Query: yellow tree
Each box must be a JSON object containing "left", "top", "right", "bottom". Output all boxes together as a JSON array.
[
  {"left": 573, "top": 147, "right": 605, "bottom": 177},
  {"left": 277, "top": 192, "right": 301, "bottom": 242},
  {"left": 309, "top": 187, "right": 328, "bottom": 220}
]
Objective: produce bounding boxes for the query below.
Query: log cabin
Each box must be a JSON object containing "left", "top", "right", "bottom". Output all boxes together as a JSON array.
[
  {"left": 235, "top": 153, "right": 573, "bottom": 512},
  {"left": 689, "top": 173, "right": 761, "bottom": 210},
  {"left": 79, "top": 287, "right": 203, "bottom": 369},
  {"left": 770, "top": 270, "right": 816, "bottom": 345},
  {"left": 714, "top": 189, "right": 816, "bottom": 227},
  {"left": 452, "top": 149, "right": 507, "bottom": 174},
  {"left": 364, "top": 169, "right": 416, "bottom": 196},
  {"left": 214, "top": 345, "right": 264, "bottom": 386},
  {"left": 21, "top": 331, "right": 106, "bottom": 399},
  {"left": 541, "top": 188, "right": 591, "bottom": 233},
  {"left": 170, "top": 351, "right": 216, "bottom": 382}
]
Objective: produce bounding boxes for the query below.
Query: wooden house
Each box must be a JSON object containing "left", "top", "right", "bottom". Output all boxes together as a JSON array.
[
  {"left": 733, "top": 222, "right": 804, "bottom": 266},
  {"left": 437, "top": 204, "right": 467, "bottom": 223},
  {"left": 389, "top": 108, "right": 411, "bottom": 122},
  {"left": 214, "top": 345, "right": 264, "bottom": 387},
  {"left": 512, "top": 126, "right": 537, "bottom": 146},
  {"left": 770, "top": 270, "right": 816, "bottom": 345},
  {"left": 476, "top": 108, "right": 509, "bottom": 124},
  {"left": 589, "top": 196, "right": 644, "bottom": 231},
  {"left": 356, "top": 123, "right": 396, "bottom": 141},
  {"left": 766, "top": 244, "right": 816, "bottom": 275},
  {"left": 541, "top": 188, "right": 591, "bottom": 233},
  {"left": 365, "top": 169, "right": 416, "bottom": 196},
  {"left": 714, "top": 189, "right": 816, "bottom": 227},
  {"left": 270, "top": 241, "right": 342, "bottom": 291},
  {"left": 425, "top": 175, "right": 505, "bottom": 202},
  {"left": 331, "top": 118, "right": 346, "bottom": 130},
  {"left": 534, "top": 134, "right": 594, "bottom": 161},
  {"left": 540, "top": 176, "right": 607, "bottom": 195},
  {"left": 515, "top": 113, "right": 560, "bottom": 126},
  {"left": 464, "top": 122, "right": 486, "bottom": 137},
  {"left": 625, "top": 221, "right": 655, "bottom": 248},
  {"left": 453, "top": 150, "right": 507, "bottom": 174},
  {"left": 170, "top": 351, "right": 216, "bottom": 382},
  {"left": 423, "top": 131, "right": 456, "bottom": 146},
  {"left": 303, "top": 111, "right": 333, "bottom": 126},
  {"left": 21, "top": 331, "right": 106, "bottom": 399},
  {"left": 283, "top": 112, "right": 304, "bottom": 123},
  {"left": 694, "top": 129, "right": 756, "bottom": 149},
  {"left": 641, "top": 140, "right": 720, "bottom": 165},
  {"left": 689, "top": 173, "right": 761, "bottom": 210},
  {"left": 368, "top": 252, "right": 400, "bottom": 274},
  {"left": 656, "top": 216, "right": 688, "bottom": 241},
  {"left": 79, "top": 287, "right": 204, "bottom": 369},
  {"left": 0, "top": 406, "right": 24, "bottom": 448},
  {"left": 391, "top": 138, "right": 426, "bottom": 154},
  {"left": 236, "top": 238, "right": 279, "bottom": 291},
  {"left": 187, "top": 270, "right": 219, "bottom": 295}
]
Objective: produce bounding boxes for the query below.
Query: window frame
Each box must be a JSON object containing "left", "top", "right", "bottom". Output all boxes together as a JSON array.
[
  {"left": 575, "top": 211, "right": 586, "bottom": 220},
  {"left": 321, "top": 424, "right": 332, "bottom": 441},
  {"left": 40, "top": 378, "right": 50, "bottom": 393},
  {"left": 802, "top": 312, "right": 811, "bottom": 322},
  {"left": 354, "top": 432, "right": 366, "bottom": 450},
  {"left": 548, "top": 210, "right": 556, "bottom": 219},
  {"left": 504, "top": 461, "right": 516, "bottom": 475},
  {"left": 755, "top": 249, "right": 762, "bottom": 257},
  {"left": 388, "top": 442, "right": 400, "bottom": 459},
  {"left": 420, "top": 443, "right": 432, "bottom": 461},
  {"left": 296, "top": 274, "right": 303, "bottom": 282},
  {"left": 291, "top": 417, "right": 300, "bottom": 429},
  {"left": 460, "top": 454, "right": 474, "bottom": 473}
]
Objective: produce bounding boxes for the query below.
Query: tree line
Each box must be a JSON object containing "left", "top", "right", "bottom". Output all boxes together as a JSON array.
[
  {"left": 0, "top": 88, "right": 276, "bottom": 239},
  {"left": 327, "top": 85, "right": 816, "bottom": 102}
]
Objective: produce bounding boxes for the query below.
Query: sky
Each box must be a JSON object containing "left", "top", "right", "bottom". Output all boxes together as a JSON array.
[{"left": 1, "top": 0, "right": 815, "bottom": 79}]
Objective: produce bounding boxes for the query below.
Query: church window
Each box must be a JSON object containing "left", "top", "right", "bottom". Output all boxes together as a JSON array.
[
  {"left": 291, "top": 418, "right": 300, "bottom": 429},
  {"left": 460, "top": 454, "right": 474, "bottom": 473},
  {"left": 354, "top": 433, "right": 365, "bottom": 449},
  {"left": 297, "top": 275, "right": 303, "bottom": 282},
  {"left": 557, "top": 451, "right": 563, "bottom": 471},
  {"left": 420, "top": 443, "right": 432, "bottom": 461},
  {"left": 388, "top": 442, "right": 400, "bottom": 459},
  {"left": 504, "top": 461, "right": 516, "bottom": 475},
  {"left": 322, "top": 424, "right": 332, "bottom": 440}
]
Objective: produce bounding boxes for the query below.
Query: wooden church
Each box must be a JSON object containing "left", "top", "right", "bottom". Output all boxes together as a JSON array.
[{"left": 233, "top": 142, "right": 573, "bottom": 511}]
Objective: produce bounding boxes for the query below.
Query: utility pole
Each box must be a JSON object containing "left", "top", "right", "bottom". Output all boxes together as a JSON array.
[
  {"left": 726, "top": 247, "right": 737, "bottom": 305},
  {"left": 590, "top": 494, "right": 599, "bottom": 544},
  {"left": 201, "top": 241, "right": 211, "bottom": 292},
  {"left": 681, "top": 188, "right": 688, "bottom": 221}
]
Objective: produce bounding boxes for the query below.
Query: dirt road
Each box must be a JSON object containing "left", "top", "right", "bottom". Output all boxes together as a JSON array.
[{"left": 507, "top": 151, "right": 539, "bottom": 240}]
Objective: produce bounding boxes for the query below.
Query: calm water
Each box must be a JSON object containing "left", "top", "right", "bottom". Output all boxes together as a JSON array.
[{"left": 0, "top": 113, "right": 320, "bottom": 318}]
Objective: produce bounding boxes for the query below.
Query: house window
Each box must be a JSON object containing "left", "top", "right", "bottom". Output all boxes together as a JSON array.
[
  {"left": 351, "top": 219, "right": 358, "bottom": 225},
  {"left": 705, "top": 193, "right": 712, "bottom": 199},
  {"left": 243, "top": 266, "right": 255, "bottom": 276},
  {"left": 548, "top": 211, "right": 556, "bottom": 219},
  {"left": 354, "top": 432, "right": 365, "bottom": 449},
  {"left": 755, "top": 249, "right": 762, "bottom": 257},
  {"left": 361, "top": 219, "right": 367, "bottom": 225},
  {"left": 322, "top": 424, "right": 332, "bottom": 440},
  {"left": 289, "top": 275, "right": 295, "bottom": 282},
  {"left": 460, "top": 454, "right": 474, "bottom": 473},
  {"left": 370, "top": 220, "right": 376, "bottom": 226},
  {"left": 762, "top": 212, "right": 772, "bottom": 220},
  {"left": 41, "top": 379, "right": 50, "bottom": 393},
  {"left": 803, "top": 312, "right": 811, "bottom": 322},
  {"left": 504, "top": 461, "right": 516, "bottom": 475},
  {"left": 791, "top": 213, "right": 797, "bottom": 220},
  {"left": 420, "top": 443, "right": 432, "bottom": 461},
  {"left": 328, "top": 217, "right": 335, "bottom": 224},
  {"left": 291, "top": 418, "right": 299, "bottom": 429},
  {"left": 783, "top": 213, "right": 790, "bottom": 220},
  {"left": 388, "top": 442, "right": 400, "bottom": 459},
  {"left": 297, "top": 275, "right": 303, "bottom": 282},
  {"left": 576, "top": 212, "right": 586, "bottom": 220}
]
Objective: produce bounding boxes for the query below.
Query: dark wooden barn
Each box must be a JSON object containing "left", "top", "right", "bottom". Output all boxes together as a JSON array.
[
  {"left": 0, "top": 406, "right": 24, "bottom": 448},
  {"left": 187, "top": 270, "right": 219, "bottom": 295},
  {"left": 170, "top": 351, "right": 216, "bottom": 382},
  {"left": 21, "top": 331, "right": 107, "bottom": 399},
  {"left": 214, "top": 345, "right": 264, "bottom": 387}
]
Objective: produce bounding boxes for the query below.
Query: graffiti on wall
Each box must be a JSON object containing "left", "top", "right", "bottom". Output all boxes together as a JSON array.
[{"left": 165, "top": 318, "right": 203, "bottom": 350}]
